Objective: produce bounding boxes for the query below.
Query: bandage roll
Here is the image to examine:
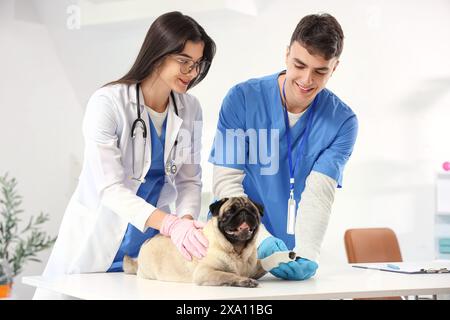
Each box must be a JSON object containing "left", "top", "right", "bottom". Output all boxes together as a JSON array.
[{"left": 260, "top": 251, "right": 298, "bottom": 271}]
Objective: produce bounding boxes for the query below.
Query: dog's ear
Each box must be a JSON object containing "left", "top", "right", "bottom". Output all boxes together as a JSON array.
[
  {"left": 209, "top": 198, "right": 228, "bottom": 217},
  {"left": 251, "top": 199, "right": 264, "bottom": 216}
]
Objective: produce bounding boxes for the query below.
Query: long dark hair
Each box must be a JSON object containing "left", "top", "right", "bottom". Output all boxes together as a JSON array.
[{"left": 106, "top": 11, "right": 216, "bottom": 89}]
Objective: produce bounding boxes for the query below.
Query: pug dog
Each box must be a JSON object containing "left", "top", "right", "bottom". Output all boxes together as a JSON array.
[{"left": 123, "top": 197, "right": 267, "bottom": 287}]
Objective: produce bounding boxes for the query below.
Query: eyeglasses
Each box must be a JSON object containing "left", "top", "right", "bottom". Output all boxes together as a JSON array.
[{"left": 172, "top": 55, "right": 210, "bottom": 75}]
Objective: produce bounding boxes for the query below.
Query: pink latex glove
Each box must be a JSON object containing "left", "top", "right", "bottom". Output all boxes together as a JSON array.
[{"left": 160, "top": 215, "right": 209, "bottom": 261}]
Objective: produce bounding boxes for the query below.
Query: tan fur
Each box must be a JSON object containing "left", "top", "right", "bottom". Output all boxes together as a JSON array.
[
  {"left": 124, "top": 210, "right": 267, "bottom": 287},
  {"left": 123, "top": 255, "right": 138, "bottom": 274}
]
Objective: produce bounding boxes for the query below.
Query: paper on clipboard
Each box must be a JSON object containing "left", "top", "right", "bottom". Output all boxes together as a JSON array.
[{"left": 352, "top": 261, "right": 450, "bottom": 274}]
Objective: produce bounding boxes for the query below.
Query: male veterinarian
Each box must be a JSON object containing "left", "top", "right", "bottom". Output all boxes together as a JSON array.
[{"left": 209, "top": 13, "right": 358, "bottom": 280}]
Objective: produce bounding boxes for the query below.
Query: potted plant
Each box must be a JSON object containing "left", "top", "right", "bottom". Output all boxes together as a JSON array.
[
  {"left": 0, "top": 173, "right": 56, "bottom": 298},
  {"left": 0, "top": 259, "right": 13, "bottom": 298}
]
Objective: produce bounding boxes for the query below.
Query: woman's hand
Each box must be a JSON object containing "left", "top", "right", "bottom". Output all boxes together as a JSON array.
[{"left": 159, "top": 214, "right": 208, "bottom": 261}]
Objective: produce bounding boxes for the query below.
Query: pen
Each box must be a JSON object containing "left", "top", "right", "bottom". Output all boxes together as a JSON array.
[{"left": 386, "top": 263, "right": 400, "bottom": 270}]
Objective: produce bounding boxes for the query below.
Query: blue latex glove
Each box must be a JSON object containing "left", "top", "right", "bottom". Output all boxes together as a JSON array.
[{"left": 257, "top": 236, "right": 318, "bottom": 280}]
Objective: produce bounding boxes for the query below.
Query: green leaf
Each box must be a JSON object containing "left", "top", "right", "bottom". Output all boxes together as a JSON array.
[{"left": 0, "top": 173, "right": 56, "bottom": 277}]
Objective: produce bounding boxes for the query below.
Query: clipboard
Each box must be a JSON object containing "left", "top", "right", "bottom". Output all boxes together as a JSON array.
[{"left": 352, "top": 262, "right": 450, "bottom": 274}]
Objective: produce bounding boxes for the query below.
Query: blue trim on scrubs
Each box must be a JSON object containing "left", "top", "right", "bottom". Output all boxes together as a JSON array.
[
  {"left": 208, "top": 72, "right": 358, "bottom": 249},
  {"left": 107, "top": 116, "right": 167, "bottom": 272}
]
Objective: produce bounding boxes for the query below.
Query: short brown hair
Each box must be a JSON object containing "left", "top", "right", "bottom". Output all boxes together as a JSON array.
[{"left": 290, "top": 13, "right": 344, "bottom": 60}]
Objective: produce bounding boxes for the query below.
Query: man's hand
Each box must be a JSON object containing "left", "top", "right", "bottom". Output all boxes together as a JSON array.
[{"left": 257, "top": 236, "right": 318, "bottom": 280}]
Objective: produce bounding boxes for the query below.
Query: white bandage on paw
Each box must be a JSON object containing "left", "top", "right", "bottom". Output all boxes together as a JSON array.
[{"left": 260, "top": 251, "right": 297, "bottom": 271}]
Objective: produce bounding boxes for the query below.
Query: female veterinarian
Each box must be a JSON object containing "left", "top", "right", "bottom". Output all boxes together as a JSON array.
[{"left": 34, "top": 11, "right": 216, "bottom": 299}]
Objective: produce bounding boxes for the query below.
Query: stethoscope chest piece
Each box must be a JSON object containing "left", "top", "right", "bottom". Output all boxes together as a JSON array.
[{"left": 165, "top": 160, "right": 177, "bottom": 176}]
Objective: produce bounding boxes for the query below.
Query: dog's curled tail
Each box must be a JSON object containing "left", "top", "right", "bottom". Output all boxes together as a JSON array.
[{"left": 123, "top": 255, "right": 138, "bottom": 274}]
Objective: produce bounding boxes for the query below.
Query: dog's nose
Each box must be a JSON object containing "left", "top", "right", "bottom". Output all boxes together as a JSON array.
[{"left": 238, "top": 222, "right": 250, "bottom": 231}]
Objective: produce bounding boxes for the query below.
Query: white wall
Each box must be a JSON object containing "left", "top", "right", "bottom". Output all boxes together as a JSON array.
[
  {"left": 1, "top": 0, "right": 449, "bottom": 299},
  {"left": 0, "top": 0, "right": 84, "bottom": 299}
]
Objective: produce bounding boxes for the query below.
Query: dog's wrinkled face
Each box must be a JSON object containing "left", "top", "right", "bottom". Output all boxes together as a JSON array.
[{"left": 209, "top": 197, "right": 264, "bottom": 244}]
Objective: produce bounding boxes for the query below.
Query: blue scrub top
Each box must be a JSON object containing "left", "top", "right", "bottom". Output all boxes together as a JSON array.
[
  {"left": 107, "top": 116, "right": 167, "bottom": 272},
  {"left": 209, "top": 71, "right": 358, "bottom": 249}
]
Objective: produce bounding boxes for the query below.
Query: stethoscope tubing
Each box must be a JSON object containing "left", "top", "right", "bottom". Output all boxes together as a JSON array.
[{"left": 131, "top": 83, "right": 179, "bottom": 182}]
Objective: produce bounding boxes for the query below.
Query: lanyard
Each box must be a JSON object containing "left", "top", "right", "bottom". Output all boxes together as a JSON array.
[{"left": 282, "top": 79, "right": 316, "bottom": 199}]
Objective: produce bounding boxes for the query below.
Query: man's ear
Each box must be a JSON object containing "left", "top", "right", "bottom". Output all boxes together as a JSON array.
[
  {"left": 330, "top": 59, "right": 339, "bottom": 76},
  {"left": 209, "top": 198, "right": 228, "bottom": 217},
  {"left": 251, "top": 199, "right": 264, "bottom": 217},
  {"left": 285, "top": 45, "right": 290, "bottom": 66}
]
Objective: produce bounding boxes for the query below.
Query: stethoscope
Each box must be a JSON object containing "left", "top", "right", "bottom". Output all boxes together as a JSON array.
[{"left": 131, "top": 82, "right": 179, "bottom": 183}]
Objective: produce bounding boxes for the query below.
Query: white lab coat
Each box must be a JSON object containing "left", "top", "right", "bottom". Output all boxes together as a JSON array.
[{"left": 34, "top": 83, "right": 202, "bottom": 299}]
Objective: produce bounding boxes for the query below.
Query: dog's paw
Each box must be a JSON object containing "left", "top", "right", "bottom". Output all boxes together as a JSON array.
[{"left": 235, "top": 278, "right": 259, "bottom": 288}]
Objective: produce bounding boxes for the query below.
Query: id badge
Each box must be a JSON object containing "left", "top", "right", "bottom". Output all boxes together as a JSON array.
[{"left": 287, "top": 197, "right": 296, "bottom": 235}]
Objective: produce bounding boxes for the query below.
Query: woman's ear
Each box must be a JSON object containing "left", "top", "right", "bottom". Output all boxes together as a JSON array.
[{"left": 209, "top": 198, "right": 228, "bottom": 217}]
